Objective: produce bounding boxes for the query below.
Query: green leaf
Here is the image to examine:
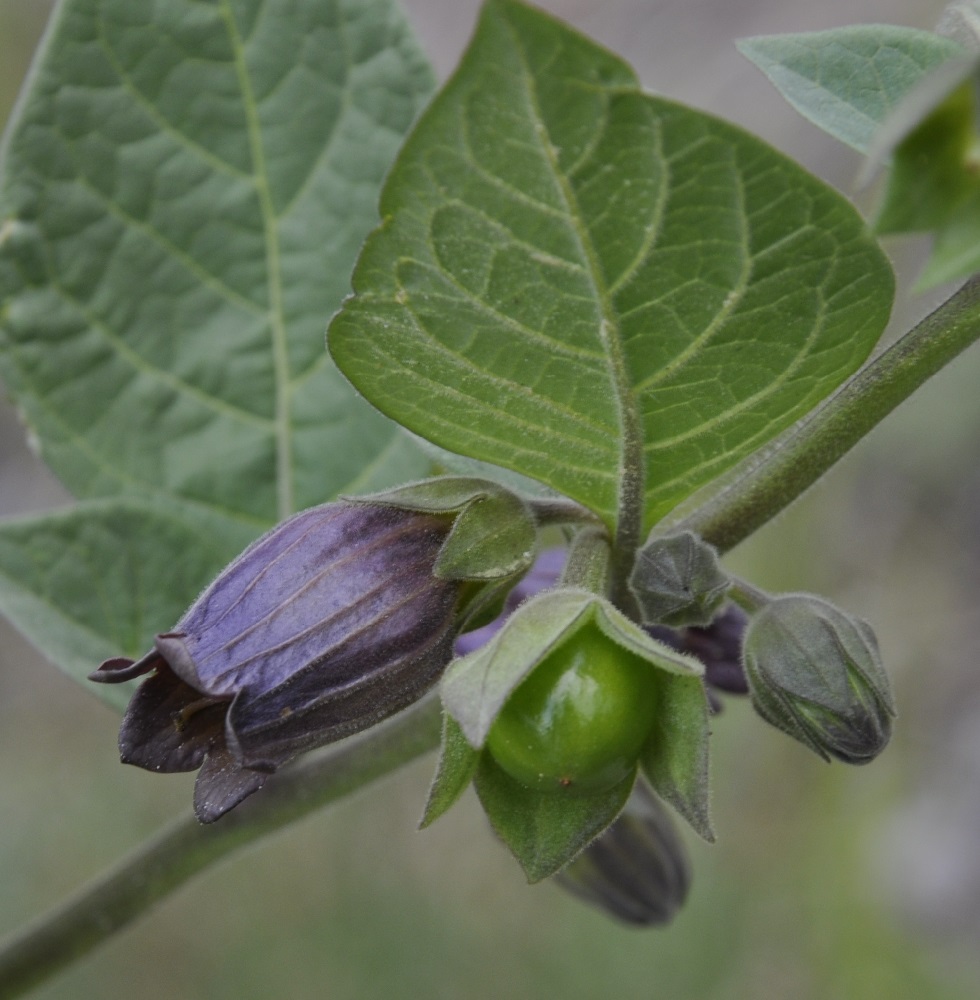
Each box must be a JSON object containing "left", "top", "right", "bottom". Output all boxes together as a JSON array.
[
  {"left": 0, "top": 499, "right": 254, "bottom": 710},
  {"left": 474, "top": 753, "right": 634, "bottom": 882},
  {"left": 640, "top": 675, "right": 714, "bottom": 842},
  {"left": 420, "top": 712, "right": 480, "bottom": 828},
  {"left": 875, "top": 78, "right": 980, "bottom": 234},
  {"left": 872, "top": 66, "right": 980, "bottom": 289},
  {"left": 0, "top": 0, "right": 435, "bottom": 695},
  {"left": 738, "top": 26, "right": 964, "bottom": 153},
  {"left": 330, "top": 0, "right": 894, "bottom": 534},
  {"left": 0, "top": 0, "right": 434, "bottom": 527}
]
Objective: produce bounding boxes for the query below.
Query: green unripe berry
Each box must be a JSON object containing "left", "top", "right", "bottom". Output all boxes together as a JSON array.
[{"left": 486, "top": 625, "right": 659, "bottom": 793}]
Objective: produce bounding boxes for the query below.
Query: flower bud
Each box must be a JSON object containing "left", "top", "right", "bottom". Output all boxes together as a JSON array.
[
  {"left": 554, "top": 782, "right": 691, "bottom": 926},
  {"left": 90, "top": 502, "right": 463, "bottom": 821},
  {"left": 742, "top": 594, "right": 896, "bottom": 764},
  {"left": 629, "top": 531, "right": 730, "bottom": 628}
]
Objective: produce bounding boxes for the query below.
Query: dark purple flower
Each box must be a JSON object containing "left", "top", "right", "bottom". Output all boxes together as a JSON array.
[{"left": 91, "top": 503, "right": 463, "bottom": 822}]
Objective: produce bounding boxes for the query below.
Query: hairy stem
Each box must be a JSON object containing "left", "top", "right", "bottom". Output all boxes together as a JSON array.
[
  {"left": 678, "top": 275, "right": 980, "bottom": 553},
  {"left": 0, "top": 698, "right": 442, "bottom": 1000}
]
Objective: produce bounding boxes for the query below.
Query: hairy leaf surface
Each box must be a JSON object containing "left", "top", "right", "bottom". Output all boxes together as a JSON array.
[
  {"left": 0, "top": 0, "right": 434, "bottom": 696},
  {"left": 331, "top": 0, "right": 894, "bottom": 533}
]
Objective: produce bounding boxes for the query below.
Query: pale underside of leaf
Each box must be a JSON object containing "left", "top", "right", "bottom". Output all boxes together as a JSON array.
[
  {"left": 738, "top": 26, "right": 965, "bottom": 154},
  {"left": 0, "top": 0, "right": 434, "bottom": 528},
  {"left": 0, "top": 0, "right": 435, "bottom": 697}
]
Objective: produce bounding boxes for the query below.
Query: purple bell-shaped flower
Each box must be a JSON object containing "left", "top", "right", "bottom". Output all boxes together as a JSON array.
[{"left": 91, "top": 502, "right": 464, "bottom": 821}]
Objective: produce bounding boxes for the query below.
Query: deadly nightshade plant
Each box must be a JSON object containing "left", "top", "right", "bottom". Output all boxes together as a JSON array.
[{"left": 2, "top": 0, "right": 980, "bottom": 994}]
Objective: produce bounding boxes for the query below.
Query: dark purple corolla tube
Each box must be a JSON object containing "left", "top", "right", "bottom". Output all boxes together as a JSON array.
[{"left": 91, "top": 503, "right": 462, "bottom": 822}]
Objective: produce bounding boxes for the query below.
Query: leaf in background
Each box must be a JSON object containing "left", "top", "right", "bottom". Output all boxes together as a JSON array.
[
  {"left": 0, "top": 0, "right": 434, "bottom": 526},
  {"left": 738, "top": 26, "right": 964, "bottom": 154},
  {"left": 0, "top": 0, "right": 434, "bottom": 697},
  {"left": 330, "top": 0, "right": 894, "bottom": 535},
  {"left": 872, "top": 65, "right": 980, "bottom": 289},
  {"left": 0, "top": 498, "right": 255, "bottom": 710}
]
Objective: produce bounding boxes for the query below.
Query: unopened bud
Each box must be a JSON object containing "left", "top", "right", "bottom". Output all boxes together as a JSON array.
[
  {"left": 742, "top": 594, "right": 896, "bottom": 764},
  {"left": 629, "top": 531, "right": 730, "bottom": 627}
]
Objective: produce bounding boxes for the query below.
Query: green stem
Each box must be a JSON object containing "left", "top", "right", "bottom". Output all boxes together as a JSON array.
[
  {"left": 678, "top": 275, "right": 980, "bottom": 554},
  {"left": 729, "top": 576, "right": 771, "bottom": 613},
  {"left": 0, "top": 698, "right": 442, "bottom": 1000}
]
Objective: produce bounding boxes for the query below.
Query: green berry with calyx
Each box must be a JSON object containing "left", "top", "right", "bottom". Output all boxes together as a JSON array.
[{"left": 486, "top": 624, "right": 659, "bottom": 793}]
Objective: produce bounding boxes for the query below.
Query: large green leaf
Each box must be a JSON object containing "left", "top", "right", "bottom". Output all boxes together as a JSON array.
[
  {"left": 330, "top": 0, "right": 894, "bottom": 534},
  {"left": 0, "top": 498, "right": 255, "bottom": 710},
  {"left": 738, "top": 26, "right": 964, "bottom": 154},
  {"left": 0, "top": 0, "right": 434, "bottom": 526}
]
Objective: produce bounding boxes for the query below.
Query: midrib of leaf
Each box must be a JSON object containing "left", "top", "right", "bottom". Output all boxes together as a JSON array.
[
  {"left": 508, "top": 21, "right": 644, "bottom": 557},
  {"left": 220, "top": 0, "right": 294, "bottom": 520}
]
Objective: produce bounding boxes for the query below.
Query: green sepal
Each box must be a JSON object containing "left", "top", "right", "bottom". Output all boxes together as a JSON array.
[
  {"left": 420, "top": 712, "right": 481, "bottom": 828},
  {"left": 347, "top": 476, "right": 536, "bottom": 581},
  {"left": 441, "top": 588, "right": 703, "bottom": 749},
  {"left": 639, "top": 675, "right": 715, "bottom": 842},
  {"left": 474, "top": 754, "right": 636, "bottom": 883}
]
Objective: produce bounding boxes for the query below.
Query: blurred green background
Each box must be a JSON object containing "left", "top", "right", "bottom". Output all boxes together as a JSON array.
[{"left": 3, "top": 1, "right": 980, "bottom": 998}]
